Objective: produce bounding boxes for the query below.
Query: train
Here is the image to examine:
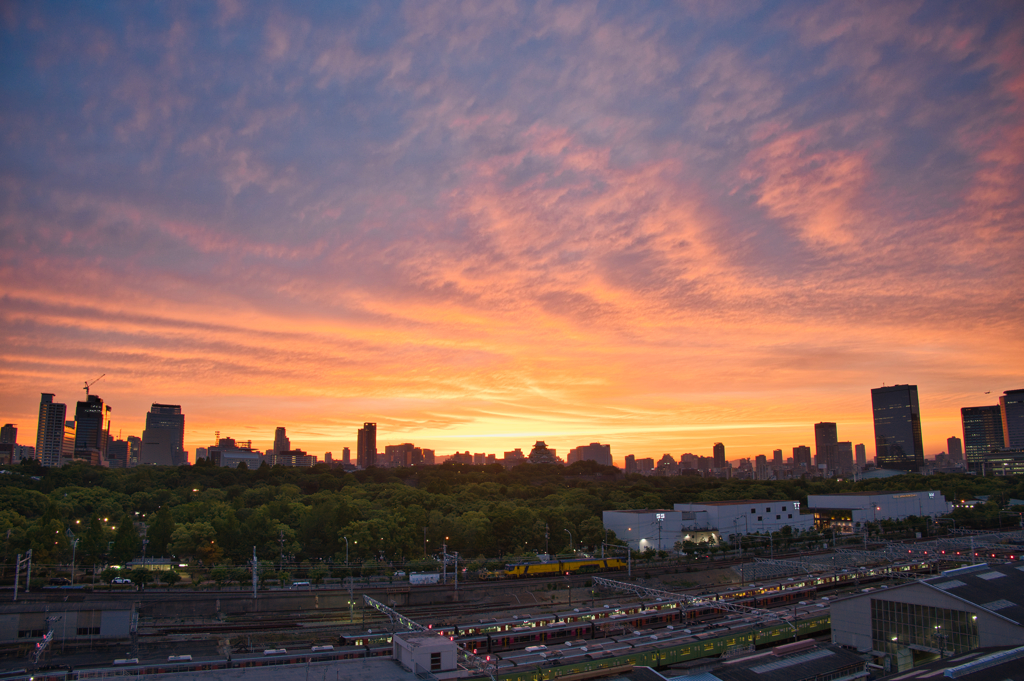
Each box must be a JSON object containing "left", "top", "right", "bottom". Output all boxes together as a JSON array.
[
  {"left": 487, "top": 610, "right": 833, "bottom": 681},
  {"left": 503, "top": 557, "right": 627, "bottom": 578},
  {"left": 451, "top": 586, "right": 818, "bottom": 654},
  {"left": 10, "top": 644, "right": 393, "bottom": 680}
]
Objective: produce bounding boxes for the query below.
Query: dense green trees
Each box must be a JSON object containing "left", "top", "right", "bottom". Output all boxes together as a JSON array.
[{"left": 2, "top": 457, "right": 1024, "bottom": 577}]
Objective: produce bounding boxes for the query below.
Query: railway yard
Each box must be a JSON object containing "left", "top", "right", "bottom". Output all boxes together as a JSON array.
[{"left": 0, "top": 554, "right": 942, "bottom": 680}]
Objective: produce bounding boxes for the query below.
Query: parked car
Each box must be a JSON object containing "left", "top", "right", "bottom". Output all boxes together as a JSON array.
[
  {"left": 111, "top": 577, "right": 132, "bottom": 585},
  {"left": 49, "top": 577, "right": 72, "bottom": 586}
]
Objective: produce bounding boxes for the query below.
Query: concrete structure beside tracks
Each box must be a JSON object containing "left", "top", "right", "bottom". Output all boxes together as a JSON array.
[
  {"left": 806, "top": 490, "right": 951, "bottom": 533},
  {"left": 0, "top": 599, "right": 132, "bottom": 645},
  {"left": 830, "top": 562, "right": 1024, "bottom": 673}
]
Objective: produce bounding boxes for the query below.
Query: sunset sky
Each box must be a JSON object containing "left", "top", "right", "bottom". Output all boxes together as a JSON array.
[{"left": 2, "top": 1, "right": 1022, "bottom": 466}]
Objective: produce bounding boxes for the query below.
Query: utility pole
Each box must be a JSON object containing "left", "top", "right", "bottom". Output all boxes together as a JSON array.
[
  {"left": 13, "top": 550, "right": 31, "bottom": 601},
  {"left": 251, "top": 546, "right": 258, "bottom": 599}
]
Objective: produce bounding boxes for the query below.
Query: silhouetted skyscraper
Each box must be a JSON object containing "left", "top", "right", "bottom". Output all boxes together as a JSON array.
[
  {"left": 141, "top": 404, "right": 185, "bottom": 466},
  {"left": 772, "top": 448, "right": 782, "bottom": 466},
  {"left": 793, "top": 445, "right": 811, "bottom": 469},
  {"left": 567, "top": 442, "right": 612, "bottom": 466},
  {"left": 713, "top": 442, "right": 725, "bottom": 468},
  {"left": 961, "top": 405, "right": 1003, "bottom": 471},
  {"left": 273, "top": 426, "right": 290, "bottom": 453},
  {"left": 35, "top": 393, "right": 66, "bottom": 467},
  {"left": 947, "top": 436, "right": 963, "bottom": 462},
  {"left": 357, "top": 422, "right": 376, "bottom": 468},
  {"left": 1000, "top": 389, "right": 1024, "bottom": 449},
  {"left": 855, "top": 443, "right": 866, "bottom": 469},
  {"left": 74, "top": 394, "right": 110, "bottom": 465},
  {"left": 814, "top": 422, "right": 838, "bottom": 473},
  {"left": 0, "top": 424, "right": 15, "bottom": 445},
  {"left": 871, "top": 384, "right": 924, "bottom": 472}
]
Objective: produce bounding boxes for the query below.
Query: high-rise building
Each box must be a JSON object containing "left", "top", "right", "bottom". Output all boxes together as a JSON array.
[
  {"left": 1000, "top": 389, "right": 1024, "bottom": 449},
  {"left": 107, "top": 438, "right": 129, "bottom": 468},
  {"left": 273, "top": 427, "right": 290, "bottom": 453},
  {"left": 567, "top": 442, "right": 613, "bottom": 466},
  {"left": 855, "top": 443, "right": 866, "bottom": 469},
  {"left": 793, "top": 445, "right": 811, "bottom": 469},
  {"left": 947, "top": 436, "right": 963, "bottom": 462},
  {"left": 342, "top": 446, "right": 351, "bottom": 465},
  {"left": 357, "top": 422, "right": 376, "bottom": 468},
  {"left": 35, "top": 393, "right": 67, "bottom": 467},
  {"left": 0, "top": 424, "right": 16, "bottom": 464},
  {"left": 772, "top": 448, "right": 783, "bottom": 466},
  {"left": 74, "top": 394, "right": 110, "bottom": 465},
  {"left": 836, "top": 442, "right": 853, "bottom": 475},
  {"left": 625, "top": 454, "right": 636, "bottom": 474},
  {"left": 127, "top": 435, "right": 141, "bottom": 467},
  {"left": 141, "top": 404, "right": 185, "bottom": 466},
  {"left": 755, "top": 454, "right": 768, "bottom": 480},
  {"left": 62, "top": 420, "right": 76, "bottom": 461},
  {"left": 871, "top": 384, "right": 924, "bottom": 472},
  {"left": 814, "top": 422, "right": 838, "bottom": 473},
  {"left": 961, "top": 405, "right": 1004, "bottom": 471},
  {"left": 713, "top": 443, "right": 725, "bottom": 468}
]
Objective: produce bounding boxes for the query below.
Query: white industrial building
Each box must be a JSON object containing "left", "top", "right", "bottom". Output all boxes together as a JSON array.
[
  {"left": 673, "top": 499, "right": 814, "bottom": 538},
  {"left": 392, "top": 631, "right": 457, "bottom": 676},
  {"left": 805, "top": 490, "right": 951, "bottom": 533},
  {"left": 603, "top": 501, "right": 811, "bottom": 552},
  {"left": 602, "top": 510, "right": 702, "bottom": 552}
]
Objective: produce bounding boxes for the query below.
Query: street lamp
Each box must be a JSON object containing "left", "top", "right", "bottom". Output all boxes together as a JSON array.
[
  {"left": 342, "top": 536, "right": 349, "bottom": 566},
  {"left": 565, "top": 529, "right": 573, "bottom": 555}
]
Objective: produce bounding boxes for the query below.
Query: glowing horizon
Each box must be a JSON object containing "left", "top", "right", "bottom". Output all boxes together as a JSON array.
[{"left": 1, "top": 2, "right": 1021, "bottom": 467}]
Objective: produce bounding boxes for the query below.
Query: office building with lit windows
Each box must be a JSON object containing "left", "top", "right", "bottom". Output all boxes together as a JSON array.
[
  {"left": 1001, "top": 389, "right": 1024, "bottom": 449},
  {"left": 961, "top": 405, "right": 1005, "bottom": 471},
  {"left": 831, "top": 562, "right": 1024, "bottom": 672},
  {"left": 872, "top": 384, "right": 925, "bottom": 472}
]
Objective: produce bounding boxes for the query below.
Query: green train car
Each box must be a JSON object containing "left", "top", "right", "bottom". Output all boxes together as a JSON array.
[{"left": 478, "top": 613, "right": 831, "bottom": 681}]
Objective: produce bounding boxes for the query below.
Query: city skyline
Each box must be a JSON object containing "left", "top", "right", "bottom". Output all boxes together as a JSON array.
[{"left": 2, "top": 3, "right": 1022, "bottom": 465}]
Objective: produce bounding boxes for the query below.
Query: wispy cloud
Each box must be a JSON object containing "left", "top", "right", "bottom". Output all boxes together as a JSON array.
[{"left": 1, "top": 1, "right": 1021, "bottom": 461}]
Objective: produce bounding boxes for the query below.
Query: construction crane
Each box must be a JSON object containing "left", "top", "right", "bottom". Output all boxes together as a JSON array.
[{"left": 84, "top": 374, "right": 105, "bottom": 396}]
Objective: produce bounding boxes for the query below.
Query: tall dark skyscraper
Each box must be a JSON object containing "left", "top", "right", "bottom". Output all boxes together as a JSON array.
[
  {"left": 712, "top": 442, "right": 725, "bottom": 468},
  {"left": 1000, "top": 389, "right": 1024, "bottom": 449},
  {"left": 357, "top": 422, "right": 377, "bottom": 468},
  {"left": 961, "top": 405, "right": 1004, "bottom": 471},
  {"left": 74, "top": 394, "right": 109, "bottom": 465},
  {"left": 814, "top": 422, "right": 838, "bottom": 473},
  {"left": 273, "top": 426, "right": 290, "bottom": 453},
  {"left": 947, "top": 436, "right": 963, "bottom": 462},
  {"left": 793, "top": 445, "right": 811, "bottom": 469},
  {"left": 855, "top": 443, "right": 866, "bottom": 469},
  {"left": 772, "top": 448, "right": 782, "bottom": 466},
  {"left": 141, "top": 403, "right": 185, "bottom": 466},
  {"left": 35, "top": 393, "right": 66, "bottom": 467},
  {"left": 871, "top": 384, "right": 924, "bottom": 472}
]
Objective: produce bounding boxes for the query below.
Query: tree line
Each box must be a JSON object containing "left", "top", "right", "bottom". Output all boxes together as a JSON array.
[{"left": 1, "top": 458, "right": 1021, "bottom": 583}]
